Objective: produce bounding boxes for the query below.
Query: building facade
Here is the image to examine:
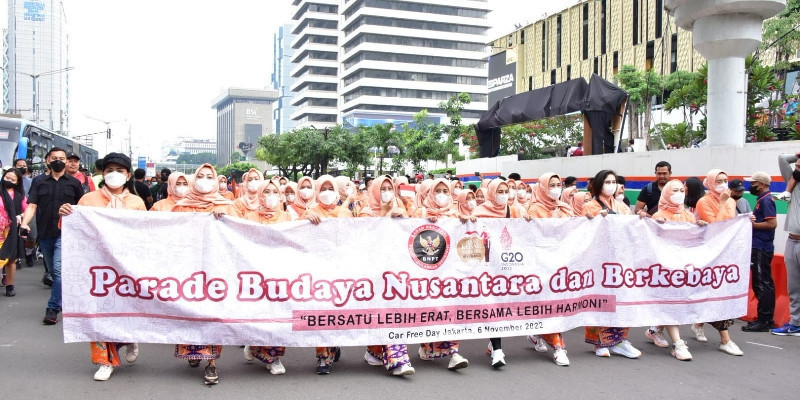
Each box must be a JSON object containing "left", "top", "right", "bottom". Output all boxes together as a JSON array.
[
  {"left": 488, "top": 0, "right": 704, "bottom": 99},
  {"left": 3, "top": 0, "right": 70, "bottom": 134},
  {"left": 212, "top": 88, "right": 279, "bottom": 165},
  {"left": 272, "top": 24, "right": 297, "bottom": 134}
]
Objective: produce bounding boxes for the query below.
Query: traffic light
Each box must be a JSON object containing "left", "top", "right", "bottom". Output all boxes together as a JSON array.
[{"left": 107, "top": 128, "right": 111, "bottom": 139}]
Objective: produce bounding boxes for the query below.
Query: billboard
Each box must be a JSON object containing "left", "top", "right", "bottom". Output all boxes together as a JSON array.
[{"left": 487, "top": 50, "right": 517, "bottom": 108}]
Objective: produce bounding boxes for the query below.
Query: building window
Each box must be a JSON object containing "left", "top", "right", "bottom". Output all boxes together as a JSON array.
[
  {"left": 670, "top": 34, "right": 678, "bottom": 73},
  {"left": 541, "top": 22, "right": 547, "bottom": 72},
  {"left": 633, "top": 0, "right": 639, "bottom": 46},
  {"left": 594, "top": 57, "right": 599, "bottom": 75},
  {"left": 582, "top": 4, "right": 589, "bottom": 60},
  {"left": 520, "top": 29, "right": 525, "bottom": 44},
  {"left": 556, "top": 15, "right": 562, "bottom": 68},
  {"left": 566, "top": 65, "right": 571, "bottom": 81},
  {"left": 613, "top": 51, "right": 619, "bottom": 75},
  {"left": 529, "top": 76, "right": 533, "bottom": 91},
  {"left": 601, "top": 0, "right": 607, "bottom": 54},
  {"left": 551, "top": 69, "right": 556, "bottom": 85},
  {"left": 508, "top": 34, "right": 514, "bottom": 47},
  {"left": 646, "top": 40, "right": 655, "bottom": 71},
  {"left": 656, "top": 0, "right": 663, "bottom": 39}
]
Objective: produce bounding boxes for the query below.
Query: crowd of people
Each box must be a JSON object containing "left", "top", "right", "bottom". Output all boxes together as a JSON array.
[{"left": 1, "top": 146, "right": 798, "bottom": 384}]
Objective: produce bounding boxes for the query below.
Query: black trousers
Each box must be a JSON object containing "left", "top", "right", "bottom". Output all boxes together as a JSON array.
[{"left": 751, "top": 248, "right": 775, "bottom": 322}]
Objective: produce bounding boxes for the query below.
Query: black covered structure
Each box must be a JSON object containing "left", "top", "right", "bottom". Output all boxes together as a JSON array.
[{"left": 475, "top": 74, "right": 627, "bottom": 157}]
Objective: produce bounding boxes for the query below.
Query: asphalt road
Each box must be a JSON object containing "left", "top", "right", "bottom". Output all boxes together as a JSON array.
[{"left": 2, "top": 262, "right": 799, "bottom": 399}]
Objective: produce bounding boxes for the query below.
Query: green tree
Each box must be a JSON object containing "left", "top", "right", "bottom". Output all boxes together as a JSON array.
[
  {"left": 746, "top": 55, "right": 782, "bottom": 142},
  {"left": 364, "top": 123, "right": 401, "bottom": 175},
  {"left": 256, "top": 129, "right": 314, "bottom": 180},
  {"left": 229, "top": 151, "right": 245, "bottom": 163},
  {"left": 438, "top": 92, "right": 471, "bottom": 165},
  {"left": 176, "top": 152, "right": 217, "bottom": 165},
  {"left": 217, "top": 161, "right": 259, "bottom": 181},
  {"left": 399, "top": 110, "right": 446, "bottom": 172},
  {"left": 762, "top": 0, "right": 800, "bottom": 79},
  {"left": 615, "top": 65, "right": 664, "bottom": 146},
  {"left": 339, "top": 128, "right": 372, "bottom": 178}
]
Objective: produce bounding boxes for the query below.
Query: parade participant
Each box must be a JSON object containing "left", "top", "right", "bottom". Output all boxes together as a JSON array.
[
  {"left": 0, "top": 168, "right": 27, "bottom": 297},
  {"left": 150, "top": 172, "right": 190, "bottom": 212},
  {"left": 475, "top": 187, "right": 487, "bottom": 206},
  {"left": 683, "top": 176, "right": 709, "bottom": 342},
  {"left": 473, "top": 178, "right": 533, "bottom": 368},
  {"left": 233, "top": 168, "right": 262, "bottom": 215},
  {"left": 457, "top": 188, "right": 477, "bottom": 217},
  {"left": 394, "top": 176, "right": 416, "bottom": 215},
  {"left": 505, "top": 178, "right": 527, "bottom": 218},
  {"left": 281, "top": 181, "right": 298, "bottom": 210},
  {"left": 218, "top": 176, "right": 235, "bottom": 200},
  {"left": 560, "top": 186, "right": 579, "bottom": 214},
  {"left": 359, "top": 176, "right": 415, "bottom": 375},
  {"left": 581, "top": 170, "right": 642, "bottom": 359},
  {"left": 59, "top": 153, "right": 145, "bottom": 381},
  {"left": 287, "top": 176, "right": 316, "bottom": 220},
  {"left": 450, "top": 179, "right": 464, "bottom": 206},
  {"left": 413, "top": 180, "right": 433, "bottom": 216},
  {"left": 695, "top": 169, "right": 743, "bottom": 356},
  {"left": 334, "top": 175, "right": 358, "bottom": 213},
  {"left": 172, "top": 163, "right": 239, "bottom": 385},
  {"left": 570, "top": 191, "right": 589, "bottom": 216}
]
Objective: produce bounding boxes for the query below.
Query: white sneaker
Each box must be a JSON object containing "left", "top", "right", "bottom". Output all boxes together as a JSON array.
[
  {"left": 265, "top": 358, "right": 286, "bottom": 375},
  {"left": 671, "top": 340, "right": 692, "bottom": 361},
  {"left": 527, "top": 335, "right": 549, "bottom": 352},
  {"left": 125, "top": 343, "right": 138, "bottom": 363},
  {"left": 691, "top": 324, "right": 708, "bottom": 342},
  {"left": 418, "top": 345, "right": 432, "bottom": 360},
  {"left": 93, "top": 364, "right": 114, "bottom": 381},
  {"left": 391, "top": 364, "right": 415, "bottom": 376},
  {"left": 243, "top": 345, "right": 254, "bottom": 362},
  {"left": 491, "top": 349, "right": 506, "bottom": 368},
  {"left": 719, "top": 341, "right": 743, "bottom": 356},
  {"left": 553, "top": 349, "right": 570, "bottom": 366},
  {"left": 364, "top": 351, "right": 383, "bottom": 366},
  {"left": 594, "top": 346, "right": 610, "bottom": 357},
  {"left": 448, "top": 353, "right": 469, "bottom": 370},
  {"left": 646, "top": 327, "right": 670, "bottom": 348},
  {"left": 610, "top": 340, "right": 642, "bottom": 359}
]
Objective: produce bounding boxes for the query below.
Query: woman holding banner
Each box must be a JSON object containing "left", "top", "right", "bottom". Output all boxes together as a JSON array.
[
  {"left": 525, "top": 173, "right": 573, "bottom": 366},
  {"left": 287, "top": 176, "right": 315, "bottom": 220},
  {"left": 359, "top": 175, "right": 416, "bottom": 376},
  {"left": 412, "top": 178, "right": 471, "bottom": 370},
  {"left": 0, "top": 168, "right": 27, "bottom": 298},
  {"left": 581, "top": 170, "right": 643, "bottom": 359},
  {"left": 218, "top": 176, "right": 235, "bottom": 200},
  {"left": 233, "top": 168, "right": 262, "bottom": 216},
  {"left": 60, "top": 153, "right": 145, "bottom": 381},
  {"left": 172, "top": 163, "right": 240, "bottom": 385},
  {"left": 150, "top": 172, "right": 190, "bottom": 212},
  {"left": 504, "top": 178, "right": 527, "bottom": 218},
  {"left": 695, "top": 169, "right": 744, "bottom": 356},
  {"left": 456, "top": 186, "right": 477, "bottom": 217}
]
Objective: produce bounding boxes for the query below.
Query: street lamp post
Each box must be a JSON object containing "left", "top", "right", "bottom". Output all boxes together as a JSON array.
[
  {"left": 2, "top": 67, "right": 74, "bottom": 125},
  {"left": 85, "top": 115, "right": 126, "bottom": 155}
]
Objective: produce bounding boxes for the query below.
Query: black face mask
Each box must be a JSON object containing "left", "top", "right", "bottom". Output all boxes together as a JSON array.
[
  {"left": 793, "top": 169, "right": 800, "bottom": 182},
  {"left": 161, "top": 173, "right": 169, "bottom": 181},
  {"left": 17, "top": 167, "right": 27, "bottom": 174},
  {"left": 2, "top": 180, "right": 15, "bottom": 189},
  {"left": 749, "top": 185, "right": 761, "bottom": 196},
  {"left": 49, "top": 160, "right": 66, "bottom": 173},
  {"left": 731, "top": 192, "right": 743, "bottom": 200}
]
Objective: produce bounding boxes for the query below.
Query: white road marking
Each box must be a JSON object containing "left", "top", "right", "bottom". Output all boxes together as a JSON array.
[{"left": 746, "top": 341, "right": 783, "bottom": 350}]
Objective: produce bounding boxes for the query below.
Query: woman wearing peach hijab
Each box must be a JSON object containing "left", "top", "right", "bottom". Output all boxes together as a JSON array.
[
  {"left": 411, "top": 179, "right": 471, "bottom": 370},
  {"left": 516, "top": 182, "right": 532, "bottom": 209},
  {"left": 413, "top": 179, "right": 433, "bottom": 214},
  {"left": 472, "top": 178, "right": 532, "bottom": 368},
  {"left": 525, "top": 173, "right": 573, "bottom": 366},
  {"left": 359, "top": 176, "right": 415, "bottom": 375},
  {"left": 394, "top": 176, "right": 417, "bottom": 215},
  {"left": 334, "top": 175, "right": 358, "bottom": 214},
  {"left": 218, "top": 175, "right": 234, "bottom": 200},
  {"left": 150, "top": 172, "right": 190, "bottom": 212},
  {"left": 475, "top": 187, "right": 487, "bottom": 206},
  {"left": 281, "top": 181, "right": 298, "bottom": 209},
  {"left": 457, "top": 188, "right": 478, "bottom": 217},
  {"left": 287, "top": 176, "right": 315, "bottom": 220},
  {"left": 559, "top": 186, "right": 579, "bottom": 214},
  {"left": 61, "top": 153, "right": 145, "bottom": 382},
  {"left": 233, "top": 168, "right": 262, "bottom": 215},
  {"left": 644, "top": 179, "right": 709, "bottom": 361},
  {"left": 580, "top": 170, "right": 642, "bottom": 360},
  {"left": 693, "top": 169, "right": 743, "bottom": 356},
  {"left": 449, "top": 179, "right": 464, "bottom": 206},
  {"left": 570, "top": 191, "right": 590, "bottom": 216},
  {"left": 504, "top": 178, "right": 528, "bottom": 218},
  {"left": 172, "top": 164, "right": 238, "bottom": 385}
]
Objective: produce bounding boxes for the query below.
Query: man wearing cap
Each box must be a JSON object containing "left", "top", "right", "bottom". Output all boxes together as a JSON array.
[
  {"left": 728, "top": 179, "right": 752, "bottom": 214},
  {"left": 20, "top": 147, "right": 84, "bottom": 325},
  {"left": 66, "top": 152, "right": 95, "bottom": 193},
  {"left": 742, "top": 171, "right": 777, "bottom": 332}
]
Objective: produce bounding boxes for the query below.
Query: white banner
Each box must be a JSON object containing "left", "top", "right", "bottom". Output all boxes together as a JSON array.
[{"left": 62, "top": 207, "right": 751, "bottom": 346}]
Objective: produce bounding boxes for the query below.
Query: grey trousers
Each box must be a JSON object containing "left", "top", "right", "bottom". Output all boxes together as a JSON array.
[{"left": 787, "top": 238, "right": 800, "bottom": 326}]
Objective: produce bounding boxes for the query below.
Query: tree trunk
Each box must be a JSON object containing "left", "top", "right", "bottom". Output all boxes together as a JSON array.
[{"left": 643, "top": 100, "right": 653, "bottom": 147}]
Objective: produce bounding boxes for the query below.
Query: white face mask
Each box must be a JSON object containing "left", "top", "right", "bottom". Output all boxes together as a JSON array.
[
  {"left": 715, "top": 184, "right": 727, "bottom": 193},
  {"left": 495, "top": 194, "right": 509, "bottom": 205},
  {"left": 299, "top": 188, "right": 314, "bottom": 200},
  {"left": 435, "top": 193, "right": 451, "bottom": 207},
  {"left": 346, "top": 187, "right": 355, "bottom": 196},
  {"left": 174, "top": 186, "right": 190, "bottom": 197},
  {"left": 319, "top": 190, "right": 338, "bottom": 205},
  {"left": 602, "top": 183, "right": 617, "bottom": 197},
  {"left": 247, "top": 180, "right": 260, "bottom": 192},
  {"left": 103, "top": 171, "right": 127, "bottom": 189},
  {"left": 670, "top": 192, "right": 685, "bottom": 205},
  {"left": 287, "top": 194, "right": 296, "bottom": 203},
  {"left": 467, "top": 200, "right": 477, "bottom": 210},
  {"left": 194, "top": 178, "right": 216, "bottom": 194},
  {"left": 453, "top": 188, "right": 462, "bottom": 196},
  {"left": 508, "top": 189, "right": 517, "bottom": 199},
  {"left": 265, "top": 194, "right": 280, "bottom": 209},
  {"left": 219, "top": 183, "right": 227, "bottom": 191},
  {"left": 381, "top": 190, "right": 395, "bottom": 203},
  {"left": 615, "top": 194, "right": 625, "bottom": 202},
  {"left": 548, "top": 188, "right": 561, "bottom": 200}
]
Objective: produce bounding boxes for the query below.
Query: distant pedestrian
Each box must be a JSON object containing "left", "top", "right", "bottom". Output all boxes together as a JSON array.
[
  {"left": 635, "top": 161, "right": 672, "bottom": 216},
  {"left": 772, "top": 151, "right": 800, "bottom": 336},
  {"left": 133, "top": 168, "right": 154, "bottom": 210},
  {"left": 0, "top": 168, "right": 27, "bottom": 297},
  {"left": 728, "top": 179, "right": 751, "bottom": 214}
]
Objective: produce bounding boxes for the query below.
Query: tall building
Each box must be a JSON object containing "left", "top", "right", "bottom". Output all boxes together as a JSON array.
[
  {"left": 487, "top": 0, "right": 703, "bottom": 101},
  {"left": 3, "top": 0, "right": 70, "bottom": 134},
  {"left": 289, "top": 0, "right": 340, "bottom": 129},
  {"left": 339, "top": 0, "right": 490, "bottom": 127},
  {"left": 212, "top": 88, "right": 279, "bottom": 165},
  {"left": 272, "top": 24, "right": 297, "bottom": 134}
]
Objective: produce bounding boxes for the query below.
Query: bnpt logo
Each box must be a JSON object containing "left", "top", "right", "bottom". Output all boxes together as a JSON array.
[{"left": 408, "top": 224, "right": 450, "bottom": 270}]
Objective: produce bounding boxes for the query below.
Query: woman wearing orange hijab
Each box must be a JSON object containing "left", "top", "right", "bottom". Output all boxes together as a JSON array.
[
  {"left": 287, "top": 176, "right": 315, "bottom": 220},
  {"left": 457, "top": 188, "right": 477, "bottom": 217},
  {"left": 60, "top": 153, "right": 145, "bottom": 381},
  {"left": 580, "top": 170, "right": 642, "bottom": 359},
  {"left": 570, "top": 191, "right": 590, "bottom": 216},
  {"left": 233, "top": 168, "right": 262, "bottom": 216},
  {"left": 472, "top": 178, "right": 532, "bottom": 368},
  {"left": 449, "top": 179, "right": 464, "bottom": 207},
  {"left": 559, "top": 186, "right": 579, "bottom": 214},
  {"left": 502, "top": 178, "right": 527, "bottom": 218},
  {"left": 218, "top": 175, "right": 234, "bottom": 200},
  {"left": 359, "top": 176, "right": 415, "bottom": 375},
  {"left": 172, "top": 164, "right": 239, "bottom": 385},
  {"left": 334, "top": 175, "right": 358, "bottom": 215},
  {"left": 693, "top": 169, "right": 743, "bottom": 356},
  {"left": 525, "top": 173, "right": 573, "bottom": 366},
  {"left": 475, "top": 187, "right": 487, "bottom": 206},
  {"left": 150, "top": 172, "right": 190, "bottom": 212}
]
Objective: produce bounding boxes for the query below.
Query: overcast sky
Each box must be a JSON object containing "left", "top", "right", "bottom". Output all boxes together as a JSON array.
[{"left": 2, "top": 0, "right": 577, "bottom": 159}]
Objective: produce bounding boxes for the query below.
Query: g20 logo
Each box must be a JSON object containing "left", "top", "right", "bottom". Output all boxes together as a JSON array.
[{"left": 500, "top": 252, "right": 524, "bottom": 263}]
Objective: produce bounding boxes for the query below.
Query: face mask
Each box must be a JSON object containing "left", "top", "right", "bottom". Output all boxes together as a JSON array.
[
  {"left": 435, "top": 193, "right": 451, "bottom": 207},
  {"left": 381, "top": 190, "right": 395, "bottom": 203},
  {"left": 748, "top": 185, "right": 760, "bottom": 196},
  {"left": 17, "top": 167, "right": 27, "bottom": 174},
  {"left": 2, "top": 180, "right": 16, "bottom": 189},
  {"left": 549, "top": 188, "right": 561, "bottom": 200},
  {"left": 194, "top": 178, "right": 216, "bottom": 194},
  {"left": 104, "top": 171, "right": 127, "bottom": 189},
  {"left": 508, "top": 189, "right": 517, "bottom": 199},
  {"left": 161, "top": 173, "right": 169, "bottom": 181},
  {"left": 247, "top": 180, "right": 260, "bottom": 192},
  {"left": 346, "top": 187, "right": 355, "bottom": 196},
  {"left": 174, "top": 186, "right": 190, "bottom": 197},
  {"left": 287, "top": 194, "right": 296, "bottom": 203},
  {"left": 299, "top": 188, "right": 314, "bottom": 200},
  {"left": 319, "top": 190, "right": 338, "bottom": 206},
  {"left": 495, "top": 194, "right": 509, "bottom": 205},
  {"left": 453, "top": 188, "right": 462, "bottom": 196},
  {"left": 615, "top": 194, "right": 625, "bottom": 202},
  {"left": 670, "top": 192, "right": 685, "bottom": 205},
  {"left": 49, "top": 160, "right": 66, "bottom": 173},
  {"left": 793, "top": 169, "right": 800, "bottom": 182},
  {"left": 467, "top": 200, "right": 477, "bottom": 210},
  {"left": 219, "top": 183, "right": 227, "bottom": 190},
  {"left": 265, "top": 194, "right": 280, "bottom": 209},
  {"left": 715, "top": 184, "right": 727, "bottom": 193},
  {"left": 602, "top": 183, "right": 617, "bottom": 197}
]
